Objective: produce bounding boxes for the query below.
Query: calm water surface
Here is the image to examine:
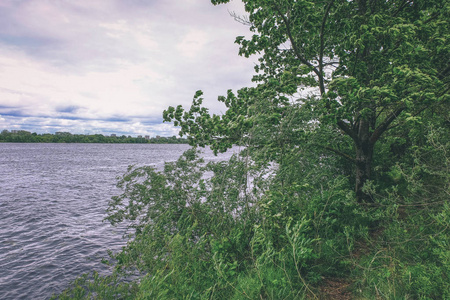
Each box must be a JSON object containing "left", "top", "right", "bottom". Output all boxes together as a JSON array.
[{"left": 0, "top": 143, "right": 228, "bottom": 300}]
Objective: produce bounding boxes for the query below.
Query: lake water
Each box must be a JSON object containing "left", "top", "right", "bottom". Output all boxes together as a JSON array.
[{"left": 0, "top": 143, "right": 235, "bottom": 300}]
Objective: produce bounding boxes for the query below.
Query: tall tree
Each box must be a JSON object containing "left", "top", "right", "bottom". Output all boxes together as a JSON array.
[{"left": 164, "top": 0, "right": 449, "bottom": 202}]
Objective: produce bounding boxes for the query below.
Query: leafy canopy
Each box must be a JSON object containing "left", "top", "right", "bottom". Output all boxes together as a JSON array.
[{"left": 164, "top": 0, "right": 449, "bottom": 201}]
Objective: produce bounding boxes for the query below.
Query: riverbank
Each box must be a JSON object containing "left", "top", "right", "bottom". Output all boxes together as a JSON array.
[{"left": 0, "top": 130, "right": 188, "bottom": 144}]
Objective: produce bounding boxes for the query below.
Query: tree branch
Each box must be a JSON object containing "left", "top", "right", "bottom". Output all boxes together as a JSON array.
[
  {"left": 229, "top": 10, "right": 253, "bottom": 27},
  {"left": 392, "top": 0, "right": 412, "bottom": 18},
  {"left": 370, "top": 105, "right": 405, "bottom": 144},
  {"left": 272, "top": 3, "right": 322, "bottom": 86},
  {"left": 438, "top": 65, "right": 450, "bottom": 81},
  {"left": 312, "top": 143, "right": 355, "bottom": 163},
  {"left": 319, "top": 0, "right": 335, "bottom": 95},
  {"left": 337, "top": 120, "right": 359, "bottom": 143},
  {"left": 423, "top": 11, "right": 441, "bottom": 25},
  {"left": 387, "top": 100, "right": 445, "bottom": 131}
]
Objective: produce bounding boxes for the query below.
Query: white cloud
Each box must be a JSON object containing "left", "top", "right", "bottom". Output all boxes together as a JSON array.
[
  {"left": 0, "top": 0, "right": 256, "bottom": 136},
  {"left": 177, "top": 29, "right": 208, "bottom": 59}
]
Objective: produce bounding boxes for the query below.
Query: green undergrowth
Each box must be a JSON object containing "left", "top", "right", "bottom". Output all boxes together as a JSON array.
[{"left": 52, "top": 124, "right": 449, "bottom": 299}]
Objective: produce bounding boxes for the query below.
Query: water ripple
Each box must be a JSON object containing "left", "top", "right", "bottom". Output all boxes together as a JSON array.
[{"left": 0, "top": 143, "right": 191, "bottom": 300}]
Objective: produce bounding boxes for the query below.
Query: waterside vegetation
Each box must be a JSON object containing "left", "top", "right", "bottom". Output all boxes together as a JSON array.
[{"left": 53, "top": 0, "right": 448, "bottom": 299}]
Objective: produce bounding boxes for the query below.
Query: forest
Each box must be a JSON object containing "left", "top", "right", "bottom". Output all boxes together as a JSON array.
[
  {"left": 0, "top": 130, "right": 187, "bottom": 144},
  {"left": 54, "top": 0, "right": 448, "bottom": 299}
]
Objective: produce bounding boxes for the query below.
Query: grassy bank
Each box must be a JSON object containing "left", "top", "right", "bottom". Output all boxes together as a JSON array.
[{"left": 52, "top": 127, "right": 449, "bottom": 299}]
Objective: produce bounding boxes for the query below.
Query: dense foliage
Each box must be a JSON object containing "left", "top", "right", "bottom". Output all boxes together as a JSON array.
[
  {"left": 0, "top": 130, "right": 187, "bottom": 144},
  {"left": 165, "top": 0, "right": 449, "bottom": 203},
  {"left": 54, "top": 0, "right": 448, "bottom": 299}
]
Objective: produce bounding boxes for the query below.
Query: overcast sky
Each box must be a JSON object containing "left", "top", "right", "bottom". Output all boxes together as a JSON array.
[{"left": 0, "top": 0, "right": 256, "bottom": 137}]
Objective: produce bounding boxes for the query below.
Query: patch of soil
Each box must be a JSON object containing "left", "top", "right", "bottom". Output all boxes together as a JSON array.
[{"left": 319, "top": 278, "right": 352, "bottom": 300}]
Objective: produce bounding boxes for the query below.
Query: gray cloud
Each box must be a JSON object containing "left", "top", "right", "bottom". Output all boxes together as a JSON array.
[{"left": 0, "top": 0, "right": 256, "bottom": 137}]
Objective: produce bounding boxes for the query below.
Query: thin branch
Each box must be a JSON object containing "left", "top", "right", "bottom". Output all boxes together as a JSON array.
[
  {"left": 312, "top": 143, "right": 355, "bottom": 162},
  {"left": 439, "top": 86, "right": 450, "bottom": 98},
  {"left": 319, "top": 0, "right": 335, "bottom": 95},
  {"left": 370, "top": 105, "right": 405, "bottom": 144},
  {"left": 423, "top": 11, "right": 441, "bottom": 25},
  {"left": 229, "top": 10, "right": 253, "bottom": 27},
  {"left": 376, "top": 105, "right": 387, "bottom": 120},
  {"left": 438, "top": 65, "right": 450, "bottom": 81},
  {"left": 323, "top": 61, "right": 340, "bottom": 67},
  {"left": 392, "top": 0, "right": 412, "bottom": 18},
  {"left": 387, "top": 100, "right": 444, "bottom": 131},
  {"left": 272, "top": 3, "right": 322, "bottom": 86}
]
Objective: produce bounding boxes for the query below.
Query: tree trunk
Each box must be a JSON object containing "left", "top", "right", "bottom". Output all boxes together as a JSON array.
[{"left": 355, "top": 140, "right": 374, "bottom": 203}]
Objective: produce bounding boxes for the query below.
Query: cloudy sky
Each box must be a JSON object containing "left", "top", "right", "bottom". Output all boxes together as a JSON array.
[{"left": 0, "top": 0, "right": 256, "bottom": 137}]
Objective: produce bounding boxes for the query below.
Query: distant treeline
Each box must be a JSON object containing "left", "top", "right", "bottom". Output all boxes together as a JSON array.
[{"left": 0, "top": 130, "right": 187, "bottom": 144}]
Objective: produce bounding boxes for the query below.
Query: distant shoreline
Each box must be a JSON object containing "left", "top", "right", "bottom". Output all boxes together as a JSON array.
[{"left": 0, "top": 130, "right": 188, "bottom": 144}]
